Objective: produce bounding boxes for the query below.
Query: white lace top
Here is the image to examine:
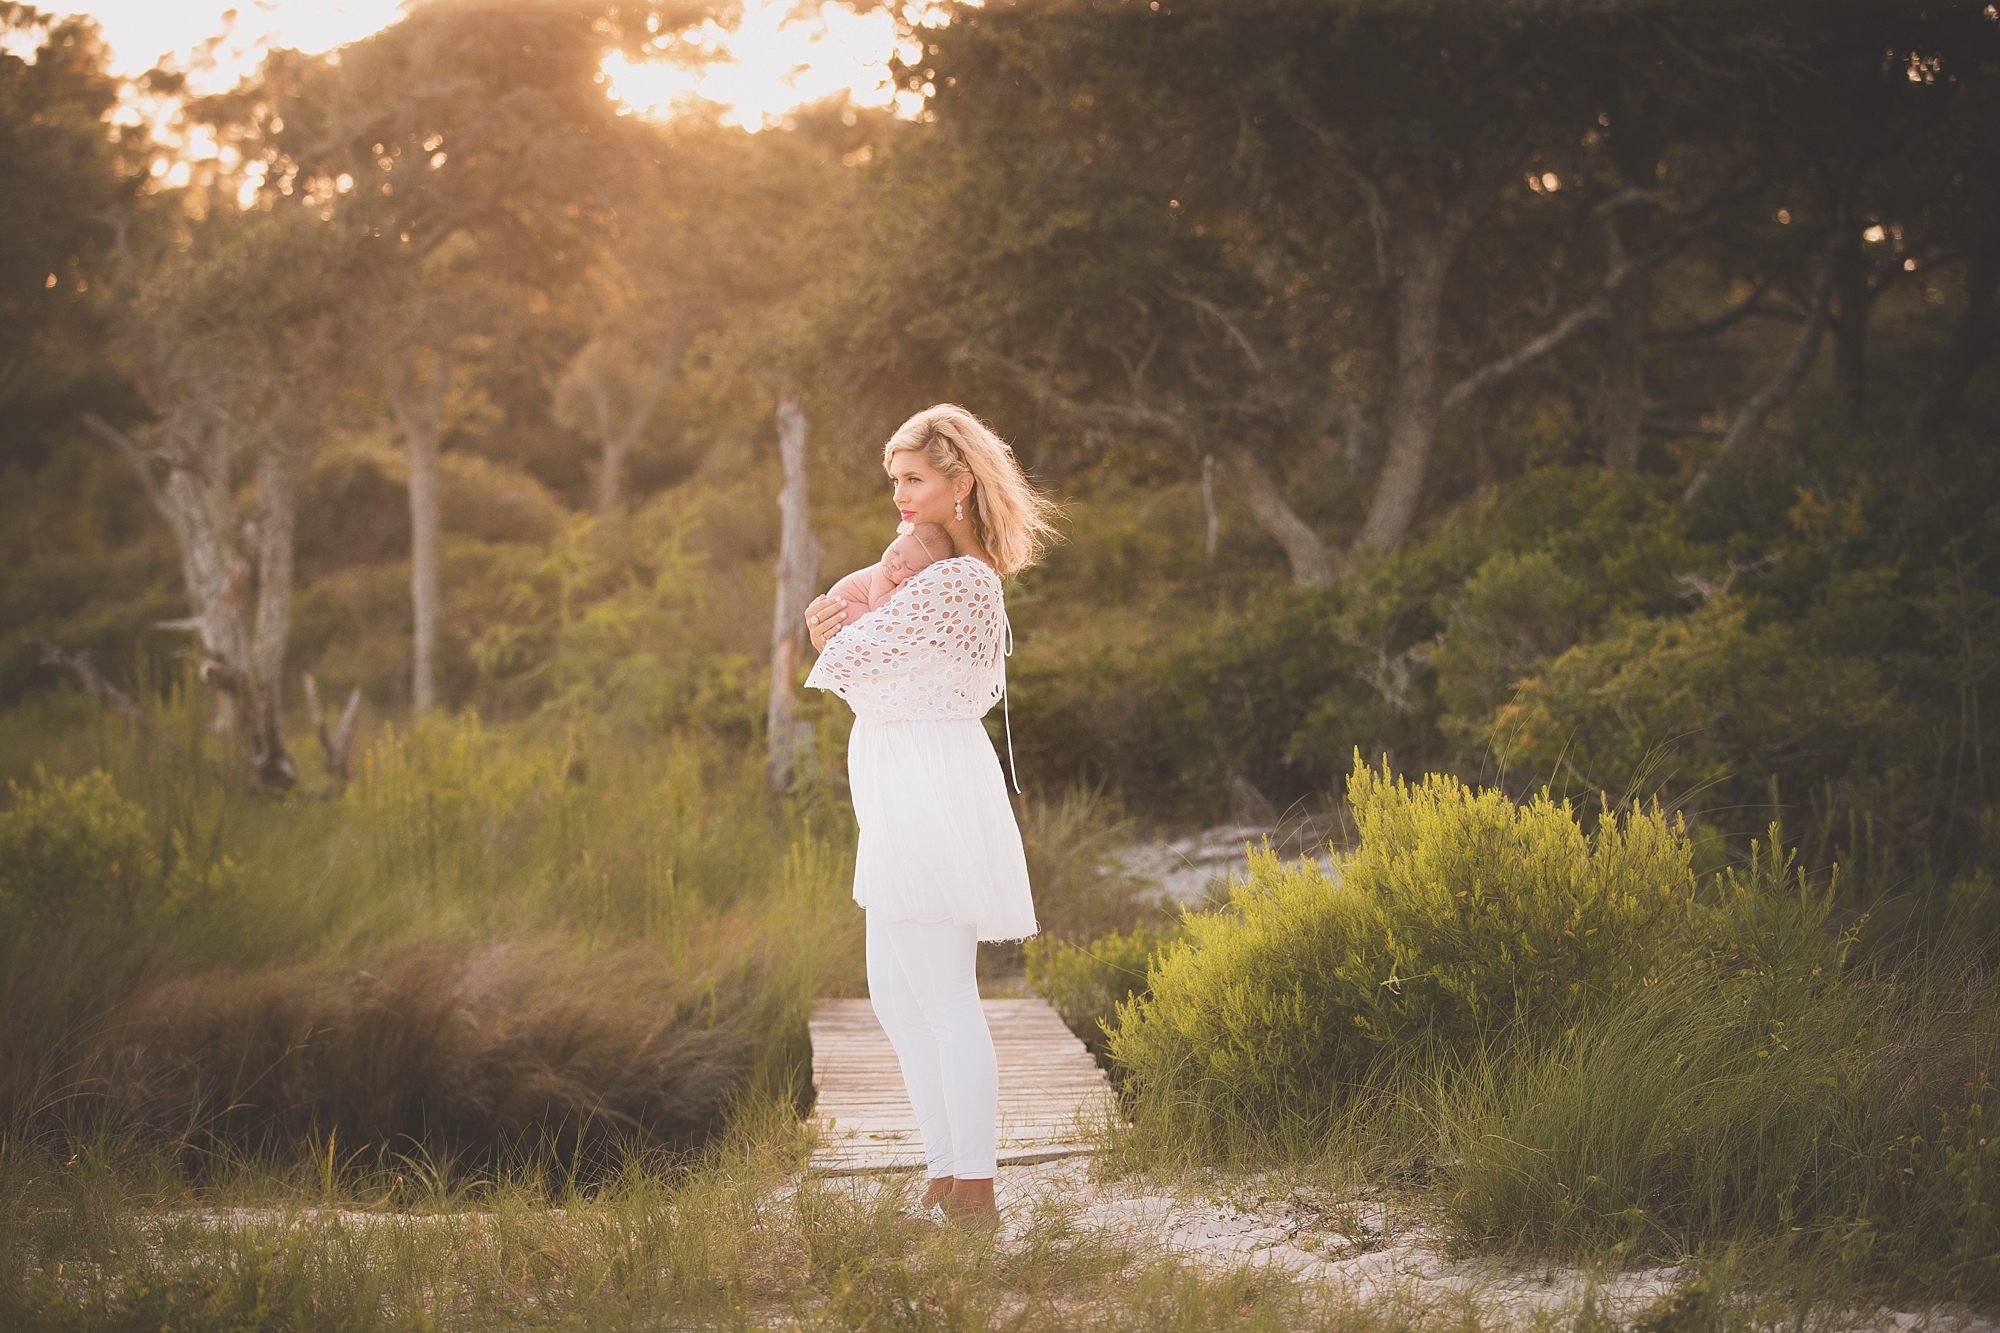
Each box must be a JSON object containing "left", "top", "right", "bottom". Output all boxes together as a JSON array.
[{"left": 805, "top": 556, "right": 1006, "bottom": 723}]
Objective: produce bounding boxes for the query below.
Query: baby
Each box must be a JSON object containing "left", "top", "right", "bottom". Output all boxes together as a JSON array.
[{"left": 826, "top": 521, "right": 956, "bottom": 617}]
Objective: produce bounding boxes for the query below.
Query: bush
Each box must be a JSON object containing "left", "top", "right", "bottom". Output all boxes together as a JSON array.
[
  {"left": 0, "top": 768, "right": 151, "bottom": 928},
  {"left": 71, "top": 934, "right": 787, "bottom": 1162},
  {"left": 1490, "top": 597, "right": 1895, "bottom": 815},
  {"left": 1107, "top": 758, "right": 1696, "bottom": 1142},
  {"left": 1443, "top": 840, "right": 2000, "bottom": 1300},
  {"left": 1025, "top": 923, "right": 1179, "bottom": 1062},
  {"left": 0, "top": 713, "right": 860, "bottom": 1163}
]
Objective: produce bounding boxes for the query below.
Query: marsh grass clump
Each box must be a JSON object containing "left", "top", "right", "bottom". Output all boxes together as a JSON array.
[
  {"left": 1108, "top": 757, "right": 1695, "bottom": 1147},
  {"left": 1026, "top": 923, "right": 1181, "bottom": 1065},
  {"left": 1, "top": 702, "right": 860, "bottom": 1168},
  {"left": 1442, "top": 846, "right": 2000, "bottom": 1300}
]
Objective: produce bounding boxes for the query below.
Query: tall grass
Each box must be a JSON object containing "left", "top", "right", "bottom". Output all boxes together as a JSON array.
[
  {"left": 2, "top": 684, "right": 861, "bottom": 1169},
  {"left": 0, "top": 1104, "right": 1436, "bottom": 1333},
  {"left": 1437, "top": 855, "right": 1999, "bottom": 1298},
  {"left": 1083, "top": 760, "right": 2000, "bottom": 1307}
]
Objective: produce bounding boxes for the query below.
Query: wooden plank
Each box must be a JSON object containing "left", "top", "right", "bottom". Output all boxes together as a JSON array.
[{"left": 808, "top": 997, "right": 1121, "bottom": 1176}]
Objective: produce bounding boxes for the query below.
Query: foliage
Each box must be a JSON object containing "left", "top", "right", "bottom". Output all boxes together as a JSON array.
[
  {"left": 0, "top": 7, "right": 138, "bottom": 435},
  {"left": 1025, "top": 922, "right": 1179, "bottom": 1064},
  {"left": 1109, "top": 759, "right": 1696, "bottom": 1142},
  {"left": 469, "top": 500, "right": 756, "bottom": 740},
  {"left": 0, "top": 768, "right": 150, "bottom": 928},
  {"left": 0, "top": 766, "right": 242, "bottom": 940},
  {"left": 1012, "top": 783, "right": 1153, "bottom": 943},
  {"left": 0, "top": 706, "right": 859, "bottom": 1162},
  {"left": 1442, "top": 841, "right": 1999, "bottom": 1301},
  {"left": 1493, "top": 598, "right": 1895, "bottom": 808}
]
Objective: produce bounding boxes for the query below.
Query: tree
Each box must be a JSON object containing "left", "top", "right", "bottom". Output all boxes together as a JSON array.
[
  {"left": 86, "top": 207, "right": 356, "bottom": 785},
  {"left": 829, "top": 0, "right": 1663, "bottom": 583},
  {"left": 766, "top": 394, "right": 819, "bottom": 790},
  {"left": 236, "top": 0, "right": 727, "bottom": 709},
  {"left": 0, "top": 6, "right": 143, "bottom": 460}
]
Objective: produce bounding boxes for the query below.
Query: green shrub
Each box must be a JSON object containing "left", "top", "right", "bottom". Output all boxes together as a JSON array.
[
  {"left": 1025, "top": 923, "right": 1179, "bottom": 1061},
  {"left": 1108, "top": 758, "right": 1696, "bottom": 1141},
  {"left": 1442, "top": 838, "right": 2000, "bottom": 1300},
  {"left": 0, "top": 708, "right": 859, "bottom": 1161},
  {"left": 0, "top": 768, "right": 152, "bottom": 927},
  {"left": 1490, "top": 598, "right": 1895, "bottom": 820}
]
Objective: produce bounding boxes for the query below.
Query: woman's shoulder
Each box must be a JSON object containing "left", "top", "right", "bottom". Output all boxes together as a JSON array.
[
  {"left": 885, "top": 558, "right": 1002, "bottom": 619},
  {"left": 907, "top": 555, "right": 1001, "bottom": 590}
]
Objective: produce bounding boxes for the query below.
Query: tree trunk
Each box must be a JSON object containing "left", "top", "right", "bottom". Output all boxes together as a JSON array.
[
  {"left": 246, "top": 441, "right": 310, "bottom": 787},
  {"left": 767, "top": 394, "right": 822, "bottom": 791},
  {"left": 1336, "top": 394, "right": 1375, "bottom": 471},
  {"left": 1355, "top": 219, "right": 1459, "bottom": 555},
  {"left": 1200, "top": 454, "right": 1218, "bottom": 563},
  {"left": 387, "top": 346, "right": 454, "bottom": 713},
  {"left": 85, "top": 413, "right": 254, "bottom": 736},
  {"left": 1603, "top": 264, "right": 1648, "bottom": 472},
  {"left": 592, "top": 356, "right": 677, "bottom": 518},
  {"left": 1230, "top": 449, "right": 1335, "bottom": 588}
]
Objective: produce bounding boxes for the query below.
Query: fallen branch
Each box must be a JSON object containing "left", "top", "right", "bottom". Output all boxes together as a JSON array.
[
  {"left": 23, "top": 637, "right": 189, "bottom": 767},
  {"left": 23, "top": 638, "right": 142, "bottom": 725}
]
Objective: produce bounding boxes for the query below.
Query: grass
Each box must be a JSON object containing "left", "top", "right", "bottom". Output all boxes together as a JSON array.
[
  {"left": 1085, "top": 813, "right": 2000, "bottom": 1314},
  {"left": 1, "top": 683, "right": 865, "bottom": 1168},
  {"left": 6, "top": 690, "right": 2000, "bottom": 1328},
  {"left": 0, "top": 1107, "right": 1435, "bottom": 1332}
]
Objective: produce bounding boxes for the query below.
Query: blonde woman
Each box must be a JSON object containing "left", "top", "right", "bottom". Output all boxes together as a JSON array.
[{"left": 803, "top": 404, "right": 1059, "bottom": 1225}]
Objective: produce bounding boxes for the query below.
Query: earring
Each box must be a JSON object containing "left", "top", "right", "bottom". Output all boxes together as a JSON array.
[{"left": 955, "top": 498, "right": 965, "bottom": 522}]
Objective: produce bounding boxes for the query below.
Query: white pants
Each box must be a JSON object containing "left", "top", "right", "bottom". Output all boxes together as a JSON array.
[{"left": 866, "top": 912, "right": 997, "bottom": 1180}]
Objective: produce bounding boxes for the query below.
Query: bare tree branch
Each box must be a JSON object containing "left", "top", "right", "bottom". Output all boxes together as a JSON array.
[
  {"left": 1229, "top": 449, "right": 1337, "bottom": 587},
  {"left": 303, "top": 672, "right": 362, "bottom": 798},
  {"left": 1170, "top": 287, "right": 1265, "bottom": 374},
  {"left": 955, "top": 346, "right": 1200, "bottom": 448},
  {"left": 81, "top": 412, "right": 165, "bottom": 510},
  {"left": 1683, "top": 250, "right": 1839, "bottom": 502},
  {"left": 1646, "top": 279, "right": 1800, "bottom": 341},
  {"left": 1440, "top": 260, "right": 1634, "bottom": 414},
  {"left": 959, "top": 347, "right": 1337, "bottom": 586}
]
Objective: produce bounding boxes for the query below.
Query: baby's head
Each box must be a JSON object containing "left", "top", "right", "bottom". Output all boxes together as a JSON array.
[{"left": 882, "top": 522, "right": 955, "bottom": 585}]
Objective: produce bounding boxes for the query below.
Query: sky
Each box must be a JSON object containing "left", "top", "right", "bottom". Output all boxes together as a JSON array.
[{"left": 50, "top": 1, "right": 918, "bottom": 129}]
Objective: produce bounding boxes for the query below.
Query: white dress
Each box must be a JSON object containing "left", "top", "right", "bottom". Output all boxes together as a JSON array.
[{"left": 804, "top": 556, "right": 1039, "bottom": 942}]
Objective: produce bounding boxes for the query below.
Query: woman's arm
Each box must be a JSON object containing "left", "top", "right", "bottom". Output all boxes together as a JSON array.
[{"left": 803, "top": 561, "right": 1004, "bottom": 714}]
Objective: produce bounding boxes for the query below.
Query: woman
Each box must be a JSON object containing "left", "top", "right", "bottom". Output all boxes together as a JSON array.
[{"left": 803, "top": 404, "right": 1059, "bottom": 1224}]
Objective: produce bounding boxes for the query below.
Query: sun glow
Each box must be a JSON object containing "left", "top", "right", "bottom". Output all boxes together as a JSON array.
[
  {"left": 604, "top": 2, "right": 929, "bottom": 130},
  {"left": 66, "top": 1, "right": 932, "bottom": 134}
]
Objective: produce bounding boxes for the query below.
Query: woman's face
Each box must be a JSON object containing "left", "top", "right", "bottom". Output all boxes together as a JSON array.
[{"left": 887, "top": 450, "right": 969, "bottom": 528}]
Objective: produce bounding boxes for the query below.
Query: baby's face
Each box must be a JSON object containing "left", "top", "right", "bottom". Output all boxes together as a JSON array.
[{"left": 882, "top": 534, "right": 938, "bottom": 585}]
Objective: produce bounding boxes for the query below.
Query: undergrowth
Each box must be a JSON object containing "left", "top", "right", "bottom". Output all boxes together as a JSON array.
[
  {"left": 1, "top": 687, "right": 864, "bottom": 1167},
  {"left": 1079, "top": 757, "right": 2000, "bottom": 1307}
]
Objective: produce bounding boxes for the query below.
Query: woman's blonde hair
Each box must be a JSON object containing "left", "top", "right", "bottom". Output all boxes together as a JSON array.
[{"left": 882, "top": 404, "right": 1060, "bottom": 576}]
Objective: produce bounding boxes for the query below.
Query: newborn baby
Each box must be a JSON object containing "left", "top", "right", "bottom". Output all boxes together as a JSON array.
[{"left": 826, "top": 522, "right": 956, "bottom": 617}]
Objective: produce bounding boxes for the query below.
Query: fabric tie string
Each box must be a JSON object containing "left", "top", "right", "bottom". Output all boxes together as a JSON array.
[{"left": 1000, "top": 612, "right": 1020, "bottom": 795}]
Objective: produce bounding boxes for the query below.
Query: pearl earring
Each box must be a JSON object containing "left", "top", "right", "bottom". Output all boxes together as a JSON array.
[{"left": 955, "top": 498, "right": 965, "bottom": 521}]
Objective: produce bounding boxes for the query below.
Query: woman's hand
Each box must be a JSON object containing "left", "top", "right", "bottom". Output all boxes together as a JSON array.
[{"left": 805, "top": 594, "right": 850, "bottom": 651}]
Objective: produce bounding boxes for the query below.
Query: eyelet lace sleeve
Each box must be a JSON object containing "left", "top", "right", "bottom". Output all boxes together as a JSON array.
[{"left": 804, "top": 557, "right": 1006, "bottom": 722}]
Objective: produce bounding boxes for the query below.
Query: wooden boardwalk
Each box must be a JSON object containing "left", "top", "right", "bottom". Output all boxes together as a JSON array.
[{"left": 808, "top": 998, "right": 1119, "bottom": 1175}]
